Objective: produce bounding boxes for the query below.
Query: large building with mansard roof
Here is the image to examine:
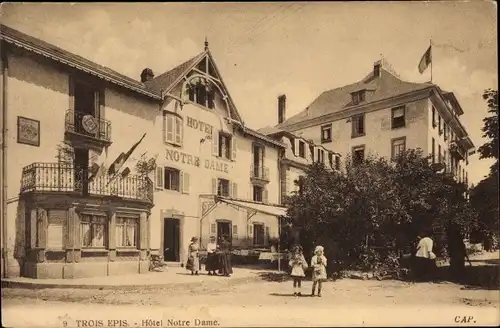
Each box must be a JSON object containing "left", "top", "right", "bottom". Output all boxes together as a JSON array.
[{"left": 264, "top": 59, "right": 475, "bottom": 187}]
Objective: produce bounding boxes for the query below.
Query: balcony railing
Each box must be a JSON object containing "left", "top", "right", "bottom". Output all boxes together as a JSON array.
[
  {"left": 250, "top": 165, "right": 270, "bottom": 182},
  {"left": 65, "top": 110, "right": 112, "bottom": 143},
  {"left": 21, "top": 163, "right": 153, "bottom": 203},
  {"left": 450, "top": 141, "right": 466, "bottom": 160}
]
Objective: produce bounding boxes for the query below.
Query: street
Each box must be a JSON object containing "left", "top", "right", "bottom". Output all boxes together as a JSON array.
[{"left": 2, "top": 275, "right": 499, "bottom": 327}]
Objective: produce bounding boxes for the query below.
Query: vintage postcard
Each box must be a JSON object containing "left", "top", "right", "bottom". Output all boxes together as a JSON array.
[{"left": 0, "top": 2, "right": 498, "bottom": 327}]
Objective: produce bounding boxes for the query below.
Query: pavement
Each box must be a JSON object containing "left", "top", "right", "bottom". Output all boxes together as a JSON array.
[{"left": 1, "top": 265, "right": 267, "bottom": 290}]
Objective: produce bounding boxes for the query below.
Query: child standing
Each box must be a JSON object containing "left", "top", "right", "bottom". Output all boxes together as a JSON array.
[
  {"left": 311, "top": 245, "right": 327, "bottom": 297},
  {"left": 289, "top": 245, "right": 308, "bottom": 296}
]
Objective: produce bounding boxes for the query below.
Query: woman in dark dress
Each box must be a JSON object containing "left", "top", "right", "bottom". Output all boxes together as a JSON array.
[
  {"left": 205, "top": 236, "right": 218, "bottom": 275},
  {"left": 218, "top": 235, "right": 233, "bottom": 277}
]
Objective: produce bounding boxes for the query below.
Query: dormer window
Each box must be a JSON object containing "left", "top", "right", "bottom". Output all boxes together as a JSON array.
[
  {"left": 187, "top": 78, "right": 215, "bottom": 109},
  {"left": 351, "top": 90, "right": 366, "bottom": 105},
  {"left": 298, "top": 140, "right": 306, "bottom": 158}
]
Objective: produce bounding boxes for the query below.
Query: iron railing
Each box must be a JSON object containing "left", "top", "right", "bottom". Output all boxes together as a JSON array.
[
  {"left": 250, "top": 165, "right": 270, "bottom": 181},
  {"left": 449, "top": 141, "right": 466, "bottom": 160},
  {"left": 65, "top": 110, "right": 112, "bottom": 142},
  {"left": 21, "top": 163, "right": 153, "bottom": 203}
]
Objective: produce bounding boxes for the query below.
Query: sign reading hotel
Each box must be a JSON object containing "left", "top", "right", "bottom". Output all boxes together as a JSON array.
[{"left": 165, "top": 115, "right": 228, "bottom": 173}]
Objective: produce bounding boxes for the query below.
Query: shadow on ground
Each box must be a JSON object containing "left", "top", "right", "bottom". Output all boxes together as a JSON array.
[
  {"left": 434, "top": 261, "right": 499, "bottom": 290},
  {"left": 269, "top": 292, "right": 314, "bottom": 297}
]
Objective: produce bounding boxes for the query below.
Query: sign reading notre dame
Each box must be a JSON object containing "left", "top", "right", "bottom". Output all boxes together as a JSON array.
[{"left": 165, "top": 148, "right": 229, "bottom": 173}]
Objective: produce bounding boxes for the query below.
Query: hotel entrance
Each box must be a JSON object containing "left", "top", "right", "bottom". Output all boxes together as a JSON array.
[
  {"left": 217, "top": 220, "right": 232, "bottom": 243},
  {"left": 163, "top": 218, "right": 180, "bottom": 262}
]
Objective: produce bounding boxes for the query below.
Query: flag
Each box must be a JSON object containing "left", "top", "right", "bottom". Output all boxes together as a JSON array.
[
  {"left": 418, "top": 45, "right": 432, "bottom": 74},
  {"left": 120, "top": 167, "right": 131, "bottom": 178},
  {"left": 88, "top": 149, "right": 108, "bottom": 181},
  {"left": 108, "top": 133, "right": 147, "bottom": 175}
]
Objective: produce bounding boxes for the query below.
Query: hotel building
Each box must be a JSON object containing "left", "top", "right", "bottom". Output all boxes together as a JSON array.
[{"left": 0, "top": 25, "right": 295, "bottom": 279}]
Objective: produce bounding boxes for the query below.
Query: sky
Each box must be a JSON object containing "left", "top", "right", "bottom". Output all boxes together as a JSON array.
[{"left": 1, "top": 2, "right": 497, "bottom": 184}]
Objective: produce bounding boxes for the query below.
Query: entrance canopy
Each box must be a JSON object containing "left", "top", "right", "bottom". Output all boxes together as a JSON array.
[{"left": 219, "top": 198, "right": 287, "bottom": 218}]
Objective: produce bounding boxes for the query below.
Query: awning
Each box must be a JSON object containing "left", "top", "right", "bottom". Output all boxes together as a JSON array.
[{"left": 219, "top": 198, "right": 287, "bottom": 218}]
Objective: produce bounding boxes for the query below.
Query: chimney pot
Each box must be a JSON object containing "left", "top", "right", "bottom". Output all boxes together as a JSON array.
[
  {"left": 278, "top": 94, "right": 286, "bottom": 124},
  {"left": 373, "top": 61, "right": 381, "bottom": 77},
  {"left": 141, "top": 68, "right": 155, "bottom": 83}
]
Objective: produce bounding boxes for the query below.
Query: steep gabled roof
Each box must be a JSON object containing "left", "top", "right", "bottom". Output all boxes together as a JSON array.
[
  {"left": 277, "top": 68, "right": 433, "bottom": 129},
  {"left": 144, "top": 52, "right": 206, "bottom": 95},
  {"left": 0, "top": 24, "right": 161, "bottom": 100},
  {"left": 145, "top": 48, "right": 244, "bottom": 124}
]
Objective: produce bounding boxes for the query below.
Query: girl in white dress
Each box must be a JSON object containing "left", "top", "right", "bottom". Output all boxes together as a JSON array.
[
  {"left": 288, "top": 245, "right": 308, "bottom": 296},
  {"left": 311, "top": 245, "right": 327, "bottom": 297}
]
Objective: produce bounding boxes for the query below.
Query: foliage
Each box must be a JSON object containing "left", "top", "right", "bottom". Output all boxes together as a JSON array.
[
  {"left": 135, "top": 153, "right": 158, "bottom": 177},
  {"left": 477, "top": 89, "right": 498, "bottom": 163},
  {"left": 470, "top": 89, "right": 499, "bottom": 247},
  {"left": 285, "top": 149, "right": 477, "bottom": 276}
]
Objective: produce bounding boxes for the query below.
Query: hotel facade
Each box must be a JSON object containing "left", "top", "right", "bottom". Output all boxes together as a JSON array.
[
  {"left": 270, "top": 60, "right": 475, "bottom": 186},
  {"left": 0, "top": 25, "right": 319, "bottom": 279}
]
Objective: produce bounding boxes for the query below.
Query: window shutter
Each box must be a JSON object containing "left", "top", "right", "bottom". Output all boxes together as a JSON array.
[
  {"left": 213, "top": 131, "right": 219, "bottom": 156},
  {"left": 212, "top": 178, "right": 217, "bottom": 195},
  {"left": 294, "top": 138, "right": 300, "bottom": 156},
  {"left": 210, "top": 223, "right": 216, "bottom": 234},
  {"left": 155, "top": 166, "right": 164, "bottom": 189},
  {"left": 175, "top": 117, "right": 182, "bottom": 145},
  {"left": 232, "top": 225, "right": 238, "bottom": 236},
  {"left": 232, "top": 182, "right": 238, "bottom": 199},
  {"left": 166, "top": 115, "right": 174, "bottom": 143},
  {"left": 265, "top": 226, "right": 270, "bottom": 244},
  {"left": 228, "top": 182, "right": 233, "bottom": 199},
  {"left": 182, "top": 172, "right": 190, "bottom": 194},
  {"left": 263, "top": 188, "right": 268, "bottom": 203},
  {"left": 248, "top": 224, "right": 253, "bottom": 236},
  {"left": 231, "top": 137, "right": 237, "bottom": 160}
]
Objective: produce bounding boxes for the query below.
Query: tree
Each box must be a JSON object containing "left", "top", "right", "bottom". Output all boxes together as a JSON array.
[
  {"left": 470, "top": 89, "right": 499, "bottom": 250},
  {"left": 285, "top": 149, "right": 476, "bottom": 276}
]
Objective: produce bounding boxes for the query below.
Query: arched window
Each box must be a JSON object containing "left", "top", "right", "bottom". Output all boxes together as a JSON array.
[{"left": 186, "top": 77, "right": 215, "bottom": 109}]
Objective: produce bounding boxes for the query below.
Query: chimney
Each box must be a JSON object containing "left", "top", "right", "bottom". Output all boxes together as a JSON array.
[
  {"left": 140, "top": 68, "right": 155, "bottom": 83},
  {"left": 278, "top": 94, "right": 286, "bottom": 124},
  {"left": 373, "top": 60, "right": 382, "bottom": 77}
]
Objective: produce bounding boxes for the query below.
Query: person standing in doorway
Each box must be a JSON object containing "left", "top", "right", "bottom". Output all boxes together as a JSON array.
[
  {"left": 415, "top": 232, "right": 436, "bottom": 281},
  {"left": 218, "top": 235, "right": 233, "bottom": 277},
  {"left": 186, "top": 237, "right": 200, "bottom": 275},
  {"left": 289, "top": 245, "right": 308, "bottom": 296},
  {"left": 311, "top": 245, "right": 327, "bottom": 297},
  {"left": 206, "top": 236, "right": 218, "bottom": 275}
]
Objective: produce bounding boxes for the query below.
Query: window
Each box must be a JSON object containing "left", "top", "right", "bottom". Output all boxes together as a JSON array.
[
  {"left": 335, "top": 156, "right": 341, "bottom": 170},
  {"left": 432, "top": 106, "right": 437, "bottom": 128},
  {"left": 218, "top": 133, "right": 231, "bottom": 159},
  {"left": 218, "top": 179, "right": 230, "bottom": 197},
  {"left": 391, "top": 106, "right": 406, "bottom": 129},
  {"left": 164, "top": 113, "right": 183, "bottom": 146},
  {"left": 232, "top": 225, "right": 238, "bottom": 236},
  {"left": 187, "top": 79, "right": 215, "bottom": 109},
  {"left": 443, "top": 150, "right": 447, "bottom": 170},
  {"left": 298, "top": 140, "right": 306, "bottom": 158},
  {"left": 252, "top": 144, "right": 265, "bottom": 178},
  {"left": 351, "top": 90, "right": 366, "bottom": 105},
  {"left": 438, "top": 115, "right": 442, "bottom": 135},
  {"left": 351, "top": 114, "right": 365, "bottom": 138},
  {"left": 438, "top": 145, "right": 442, "bottom": 163},
  {"left": 47, "top": 210, "right": 66, "bottom": 250},
  {"left": 80, "top": 214, "right": 107, "bottom": 248},
  {"left": 253, "top": 223, "right": 265, "bottom": 246},
  {"left": 444, "top": 124, "right": 448, "bottom": 140},
  {"left": 116, "top": 217, "right": 138, "bottom": 248},
  {"left": 156, "top": 166, "right": 189, "bottom": 193},
  {"left": 317, "top": 149, "right": 325, "bottom": 164},
  {"left": 431, "top": 137, "right": 435, "bottom": 163},
  {"left": 465, "top": 172, "right": 468, "bottom": 185},
  {"left": 164, "top": 167, "right": 180, "bottom": 191},
  {"left": 352, "top": 146, "right": 365, "bottom": 165},
  {"left": 253, "top": 185, "right": 263, "bottom": 202},
  {"left": 391, "top": 137, "right": 406, "bottom": 160},
  {"left": 321, "top": 124, "right": 332, "bottom": 143}
]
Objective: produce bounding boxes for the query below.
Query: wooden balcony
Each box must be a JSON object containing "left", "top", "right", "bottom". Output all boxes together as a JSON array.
[
  {"left": 250, "top": 165, "right": 270, "bottom": 183},
  {"left": 65, "top": 110, "right": 112, "bottom": 147},
  {"left": 21, "top": 163, "right": 153, "bottom": 204}
]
